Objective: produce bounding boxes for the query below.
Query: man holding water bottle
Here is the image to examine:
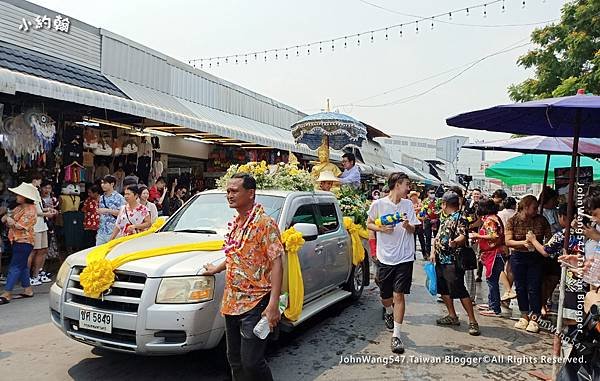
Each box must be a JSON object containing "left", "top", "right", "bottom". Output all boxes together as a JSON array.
[{"left": 203, "top": 173, "right": 284, "bottom": 381}]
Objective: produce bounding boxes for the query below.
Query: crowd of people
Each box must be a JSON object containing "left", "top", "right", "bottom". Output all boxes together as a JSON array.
[{"left": 0, "top": 174, "right": 192, "bottom": 305}]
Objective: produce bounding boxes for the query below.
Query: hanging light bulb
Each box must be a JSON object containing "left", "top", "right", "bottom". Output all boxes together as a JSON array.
[
  {"left": 344, "top": 37, "right": 348, "bottom": 48},
  {"left": 245, "top": 55, "right": 248, "bottom": 64},
  {"left": 331, "top": 40, "right": 335, "bottom": 51},
  {"left": 357, "top": 34, "right": 361, "bottom": 46},
  {"left": 385, "top": 28, "right": 389, "bottom": 40},
  {"left": 235, "top": 56, "right": 238, "bottom": 64},
  {"left": 449, "top": 12, "right": 452, "bottom": 20},
  {"left": 415, "top": 20, "right": 419, "bottom": 34},
  {"left": 216, "top": 60, "right": 219, "bottom": 66},
  {"left": 320, "top": 42, "right": 323, "bottom": 53},
  {"left": 399, "top": 24, "right": 403, "bottom": 38},
  {"left": 285, "top": 49, "right": 289, "bottom": 59},
  {"left": 255, "top": 53, "right": 258, "bottom": 60},
  {"left": 502, "top": 0, "right": 506, "bottom": 13},
  {"left": 264, "top": 51, "right": 267, "bottom": 61},
  {"left": 431, "top": 17, "right": 434, "bottom": 29},
  {"left": 296, "top": 46, "right": 299, "bottom": 56},
  {"left": 522, "top": 0, "right": 526, "bottom": 8},
  {"left": 307, "top": 44, "right": 311, "bottom": 55},
  {"left": 225, "top": 57, "right": 228, "bottom": 64},
  {"left": 275, "top": 51, "right": 278, "bottom": 60},
  {"left": 483, "top": 4, "right": 487, "bottom": 18},
  {"left": 466, "top": 7, "right": 470, "bottom": 16},
  {"left": 370, "top": 32, "right": 374, "bottom": 43}
]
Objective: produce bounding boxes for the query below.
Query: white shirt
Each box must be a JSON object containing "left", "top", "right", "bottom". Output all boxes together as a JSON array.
[
  {"left": 498, "top": 208, "right": 516, "bottom": 229},
  {"left": 33, "top": 188, "right": 48, "bottom": 233},
  {"left": 368, "top": 196, "right": 420, "bottom": 265}
]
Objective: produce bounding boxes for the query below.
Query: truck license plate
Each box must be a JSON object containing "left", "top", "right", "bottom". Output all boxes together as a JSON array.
[{"left": 79, "top": 309, "right": 112, "bottom": 333}]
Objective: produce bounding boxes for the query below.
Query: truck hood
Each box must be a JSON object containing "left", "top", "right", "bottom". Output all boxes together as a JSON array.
[{"left": 66, "top": 232, "right": 225, "bottom": 278}]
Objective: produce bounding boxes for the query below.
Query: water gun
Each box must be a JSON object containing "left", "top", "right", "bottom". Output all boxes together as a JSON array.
[{"left": 375, "top": 212, "right": 408, "bottom": 227}]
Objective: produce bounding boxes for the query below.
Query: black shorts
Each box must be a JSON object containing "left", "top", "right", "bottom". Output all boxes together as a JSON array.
[
  {"left": 375, "top": 261, "right": 413, "bottom": 299},
  {"left": 436, "top": 263, "right": 470, "bottom": 300}
]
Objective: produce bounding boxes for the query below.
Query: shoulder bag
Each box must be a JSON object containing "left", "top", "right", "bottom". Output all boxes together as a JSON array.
[{"left": 451, "top": 209, "right": 478, "bottom": 272}]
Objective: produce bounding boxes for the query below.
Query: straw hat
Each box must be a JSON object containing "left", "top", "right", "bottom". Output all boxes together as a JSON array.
[
  {"left": 316, "top": 171, "right": 340, "bottom": 183},
  {"left": 408, "top": 191, "right": 420, "bottom": 198},
  {"left": 9, "top": 182, "right": 41, "bottom": 202}
]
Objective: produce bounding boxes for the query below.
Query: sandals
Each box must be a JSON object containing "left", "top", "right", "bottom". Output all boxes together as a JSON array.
[
  {"left": 0, "top": 296, "right": 9, "bottom": 305},
  {"left": 15, "top": 293, "right": 33, "bottom": 299},
  {"left": 476, "top": 304, "right": 490, "bottom": 311},
  {"left": 436, "top": 315, "right": 460, "bottom": 326},
  {"left": 479, "top": 309, "right": 502, "bottom": 317}
]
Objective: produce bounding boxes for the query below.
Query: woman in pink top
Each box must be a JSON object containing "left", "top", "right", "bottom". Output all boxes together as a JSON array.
[{"left": 109, "top": 185, "right": 151, "bottom": 240}]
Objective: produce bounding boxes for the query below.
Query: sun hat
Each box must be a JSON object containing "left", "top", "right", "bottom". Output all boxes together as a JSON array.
[
  {"left": 9, "top": 182, "right": 41, "bottom": 202},
  {"left": 316, "top": 171, "right": 340, "bottom": 183}
]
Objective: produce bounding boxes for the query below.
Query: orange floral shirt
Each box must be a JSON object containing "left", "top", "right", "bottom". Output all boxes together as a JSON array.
[
  {"left": 8, "top": 204, "right": 37, "bottom": 245},
  {"left": 221, "top": 206, "right": 284, "bottom": 316}
]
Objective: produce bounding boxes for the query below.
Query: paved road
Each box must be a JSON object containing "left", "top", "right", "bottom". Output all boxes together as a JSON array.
[{"left": 1, "top": 260, "right": 557, "bottom": 381}]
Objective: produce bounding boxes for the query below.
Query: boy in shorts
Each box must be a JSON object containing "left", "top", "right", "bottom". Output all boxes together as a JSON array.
[{"left": 368, "top": 172, "right": 420, "bottom": 354}]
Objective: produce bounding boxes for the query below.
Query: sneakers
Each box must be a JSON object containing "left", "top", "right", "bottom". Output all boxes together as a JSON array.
[
  {"left": 436, "top": 315, "right": 460, "bottom": 326},
  {"left": 391, "top": 337, "right": 405, "bottom": 354},
  {"left": 30, "top": 276, "right": 42, "bottom": 286},
  {"left": 501, "top": 290, "right": 517, "bottom": 301},
  {"left": 468, "top": 322, "right": 481, "bottom": 336},
  {"left": 514, "top": 317, "right": 529, "bottom": 330},
  {"left": 526, "top": 320, "right": 540, "bottom": 333},
  {"left": 383, "top": 312, "right": 394, "bottom": 330},
  {"left": 40, "top": 270, "right": 52, "bottom": 279},
  {"left": 39, "top": 273, "right": 52, "bottom": 283}
]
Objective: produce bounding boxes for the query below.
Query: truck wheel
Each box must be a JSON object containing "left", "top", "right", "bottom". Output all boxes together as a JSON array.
[{"left": 345, "top": 256, "right": 368, "bottom": 300}]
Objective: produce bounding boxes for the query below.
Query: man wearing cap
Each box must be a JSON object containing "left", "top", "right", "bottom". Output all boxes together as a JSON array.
[
  {"left": 430, "top": 191, "right": 480, "bottom": 336},
  {"left": 367, "top": 172, "right": 420, "bottom": 354},
  {"left": 96, "top": 175, "right": 125, "bottom": 245},
  {"left": 316, "top": 171, "right": 340, "bottom": 192}
]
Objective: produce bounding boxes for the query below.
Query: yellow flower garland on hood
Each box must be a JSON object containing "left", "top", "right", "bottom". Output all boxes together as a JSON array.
[
  {"left": 343, "top": 217, "right": 369, "bottom": 265},
  {"left": 79, "top": 218, "right": 224, "bottom": 298}
]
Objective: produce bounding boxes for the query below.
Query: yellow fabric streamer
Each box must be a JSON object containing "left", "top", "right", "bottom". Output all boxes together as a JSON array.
[
  {"left": 281, "top": 227, "right": 305, "bottom": 322},
  {"left": 80, "top": 218, "right": 224, "bottom": 298},
  {"left": 343, "top": 217, "right": 369, "bottom": 266}
]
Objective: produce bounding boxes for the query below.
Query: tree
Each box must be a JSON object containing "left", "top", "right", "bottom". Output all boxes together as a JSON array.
[{"left": 508, "top": 0, "right": 600, "bottom": 102}]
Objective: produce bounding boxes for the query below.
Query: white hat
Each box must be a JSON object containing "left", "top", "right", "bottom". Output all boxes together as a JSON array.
[
  {"left": 9, "top": 182, "right": 41, "bottom": 202},
  {"left": 316, "top": 171, "right": 340, "bottom": 183}
]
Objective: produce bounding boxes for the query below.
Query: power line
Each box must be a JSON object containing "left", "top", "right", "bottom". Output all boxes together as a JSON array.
[
  {"left": 358, "top": 0, "right": 557, "bottom": 28},
  {"left": 335, "top": 38, "right": 531, "bottom": 108},
  {"left": 188, "top": 0, "right": 552, "bottom": 68}
]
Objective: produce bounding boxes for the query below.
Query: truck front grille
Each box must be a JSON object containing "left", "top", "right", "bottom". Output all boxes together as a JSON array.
[{"left": 66, "top": 266, "right": 146, "bottom": 314}]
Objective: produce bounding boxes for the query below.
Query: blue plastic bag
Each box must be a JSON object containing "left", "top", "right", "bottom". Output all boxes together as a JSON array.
[{"left": 424, "top": 262, "right": 437, "bottom": 296}]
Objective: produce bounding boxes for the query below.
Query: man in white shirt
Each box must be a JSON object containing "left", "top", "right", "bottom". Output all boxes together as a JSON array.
[{"left": 367, "top": 172, "right": 420, "bottom": 354}]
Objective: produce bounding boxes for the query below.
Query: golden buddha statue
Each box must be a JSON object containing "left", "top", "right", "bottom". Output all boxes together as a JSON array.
[{"left": 311, "top": 139, "right": 341, "bottom": 184}]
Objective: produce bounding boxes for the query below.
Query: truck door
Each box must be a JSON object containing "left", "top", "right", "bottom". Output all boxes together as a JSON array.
[
  {"left": 288, "top": 202, "right": 325, "bottom": 301},
  {"left": 316, "top": 201, "right": 351, "bottom": 289}
]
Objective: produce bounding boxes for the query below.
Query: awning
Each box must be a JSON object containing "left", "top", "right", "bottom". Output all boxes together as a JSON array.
[
  {"left": 394, "top": 163, "right": 425, "bottom": 181},
  {"left": 0, "top": 67, "right": 314, "bottom": 155},
  {"left": 358, "top": 140, "right": 396, "bottom": 176}
]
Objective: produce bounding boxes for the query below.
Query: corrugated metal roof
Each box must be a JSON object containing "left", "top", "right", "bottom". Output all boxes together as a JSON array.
[{"left": 0, "top": 41, "right": 125, "bottom": 97}]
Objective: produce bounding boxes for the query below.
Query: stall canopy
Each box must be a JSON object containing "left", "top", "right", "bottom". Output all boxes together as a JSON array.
[{"left": 485, "top": 154, "right": 600, "bottom": 186}]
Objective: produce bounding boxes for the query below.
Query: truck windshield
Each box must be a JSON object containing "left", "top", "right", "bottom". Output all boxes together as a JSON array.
[{"left": 161, "top": 193, "right": 285, "bottom": 233}]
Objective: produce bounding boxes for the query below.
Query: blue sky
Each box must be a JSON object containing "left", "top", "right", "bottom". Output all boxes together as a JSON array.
[{"left": 33, "top": 0, "right": 566, "bottom": 158}]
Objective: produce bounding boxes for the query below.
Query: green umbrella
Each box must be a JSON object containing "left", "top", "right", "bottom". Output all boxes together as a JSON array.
[{"left": 485, "top": 154, "right": 600, "bottom": 186}]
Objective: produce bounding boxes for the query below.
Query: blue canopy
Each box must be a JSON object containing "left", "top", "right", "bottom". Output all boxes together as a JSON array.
[
  {"left": 291, "top": 111, "right": 368, "bottom": 150},
  {"left": 446, "top": 94, "right": 600, "bottom": 138}
]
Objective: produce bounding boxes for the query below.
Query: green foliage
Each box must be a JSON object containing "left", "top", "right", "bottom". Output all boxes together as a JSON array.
[
  {"left": 334, "top": 185, "right": 369, "bottom": 227},
  {"left": 508, "top": 0, "right": 600, "bottom": 101}
]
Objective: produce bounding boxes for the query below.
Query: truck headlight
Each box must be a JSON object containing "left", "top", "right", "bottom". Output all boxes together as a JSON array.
[
  {"left": 156, "top": 276, "right": 215, "bottom": 304},
  {"left": 55, "top": 259, "right": 72, "bottom": 288}
]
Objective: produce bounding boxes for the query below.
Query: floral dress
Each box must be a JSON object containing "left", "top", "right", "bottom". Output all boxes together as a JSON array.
[
  {"left": 114, "top": 203, "right": 149, "bottom": 238},
  {"left": 477, "top": 215, "right": 505, "bottom": 279}
]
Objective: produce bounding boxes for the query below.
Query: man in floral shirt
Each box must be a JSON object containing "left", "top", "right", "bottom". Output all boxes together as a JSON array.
[
  {"left": 430, "top": 191, "right": 480, "bottom": 336},
  {"left": 203, "top": 173, "right": 284, "bottom": 381},
  {"left": 96, "top": 175, "right": 125, "bottom": 245}
]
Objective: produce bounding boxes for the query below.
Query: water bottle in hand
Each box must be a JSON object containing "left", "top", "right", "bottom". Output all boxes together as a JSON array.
[{"left": 253, "top": 293, "right": 288, "bottom": 339}]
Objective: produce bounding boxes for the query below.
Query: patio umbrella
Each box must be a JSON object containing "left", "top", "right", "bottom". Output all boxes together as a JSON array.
[
  {"left": 447, "top": 92, "right": 600, "bottom": 376},
  {"left": 464, "top": 136, "right": 600, "bottom": 157},
  {"left": 484, "top": 154, "right": 600, "bottom": 186},
  {"left": 291, "top": 111, "right": 368, "bottom": 150}
]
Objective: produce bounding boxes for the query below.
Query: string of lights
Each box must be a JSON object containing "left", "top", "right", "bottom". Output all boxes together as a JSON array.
[{"left": 188, "top": 0, "right": 551, "bottom": 69}]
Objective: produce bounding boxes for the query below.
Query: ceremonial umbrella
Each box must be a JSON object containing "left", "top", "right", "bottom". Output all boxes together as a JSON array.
[{"left": 291, "top": 111, "right": 368, "bottom": 150}]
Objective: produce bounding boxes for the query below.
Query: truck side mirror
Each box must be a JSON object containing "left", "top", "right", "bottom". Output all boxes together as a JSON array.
[{"left": 293, "top": 223, "right": 319, "bottom": 241}]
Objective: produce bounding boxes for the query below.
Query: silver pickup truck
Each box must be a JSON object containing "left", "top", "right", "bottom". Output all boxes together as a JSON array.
[{"left": 49, "top": 190, "right": 369, "bottom": 355}]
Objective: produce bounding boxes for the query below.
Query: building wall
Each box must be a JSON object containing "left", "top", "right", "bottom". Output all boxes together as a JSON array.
[{"left": 0, "top": 0, "right": 101, "bottom": 70}]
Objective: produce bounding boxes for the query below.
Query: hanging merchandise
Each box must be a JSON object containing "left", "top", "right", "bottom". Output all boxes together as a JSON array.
[
  {"left": 122, "top": 138, "right": 138, "bottom": 155},
  {"left": 93, "top": 131, "right": 113, "bottom": 156},
  {"left": 83, "top": 128, "right": 99, "bottom": 149},
  {"left": 24, "top": 109, "right": 56, "bottom": 151},
  {"left": 112, "top": 135, "right": 123, "bottom": 156},
  {"left": 0, "top": 113, "right": 45, "bottom": 171}
]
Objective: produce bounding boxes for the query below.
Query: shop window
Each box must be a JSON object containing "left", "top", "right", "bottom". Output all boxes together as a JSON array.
[{"left": 317, "top": 203, "right": 339, "bottom": 234}]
